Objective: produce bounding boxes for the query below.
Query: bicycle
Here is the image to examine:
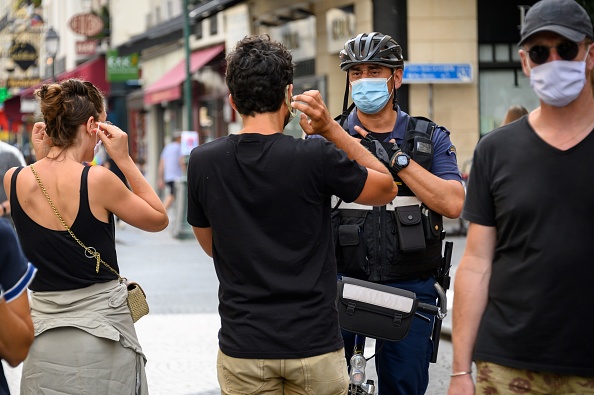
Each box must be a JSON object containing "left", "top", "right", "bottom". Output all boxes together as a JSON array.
[{"left": 339, "top": 242, "right": 453, "bottom": 395}]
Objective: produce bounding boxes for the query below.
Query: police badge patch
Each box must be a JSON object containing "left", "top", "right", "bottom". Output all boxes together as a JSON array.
[{"left": 447, "top": 145, "right": 457, "bottom": 156}]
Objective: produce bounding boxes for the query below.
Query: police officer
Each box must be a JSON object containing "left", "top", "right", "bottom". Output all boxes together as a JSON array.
[{"left": 334, "top": 32, "right": 465, "bottom": 395}]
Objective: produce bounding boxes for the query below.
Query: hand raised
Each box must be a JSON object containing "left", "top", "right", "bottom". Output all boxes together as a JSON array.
[{"left": 96, "top": 122, "right": 129, "bottom": 163}]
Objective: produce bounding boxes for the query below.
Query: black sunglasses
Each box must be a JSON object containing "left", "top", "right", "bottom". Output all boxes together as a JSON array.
[{"left": 527, "top": 41, "right": 580, "bottom": 65}]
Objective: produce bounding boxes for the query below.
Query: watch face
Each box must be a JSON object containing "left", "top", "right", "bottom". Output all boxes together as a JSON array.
[{"left": 397, "top": 155, "right": 408, "bottom": 166}]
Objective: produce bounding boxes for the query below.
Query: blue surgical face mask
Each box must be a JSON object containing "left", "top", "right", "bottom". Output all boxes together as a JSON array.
[{"left": 351, "top": 74, "right": 394, "bottom": 114}]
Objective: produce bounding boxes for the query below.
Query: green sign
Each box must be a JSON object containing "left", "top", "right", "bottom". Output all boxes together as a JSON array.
[
  {"left": 107, "top": 50, "right": 139, "bottom": 82},
  {"left": 0, "top": 87, "right": 11, "bottom": 104}
]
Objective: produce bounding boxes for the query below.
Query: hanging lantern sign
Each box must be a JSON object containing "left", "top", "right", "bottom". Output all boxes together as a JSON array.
[
  {"left": 69, "top": 13, "right": 104, "bottom": 37},
  {"left": 9, "top": 42, "right": 38, "bottom": 71}
]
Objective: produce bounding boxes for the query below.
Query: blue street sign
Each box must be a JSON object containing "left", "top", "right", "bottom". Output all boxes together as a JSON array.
[{"left": 403, "top": 63, "right": 473, "bottom": 84}]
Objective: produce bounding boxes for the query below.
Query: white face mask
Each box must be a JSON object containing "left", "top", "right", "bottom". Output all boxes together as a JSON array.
[
  {"left": 529, "top": 46, "right": 590, "bottom": 107},
  {"left": 284, "top": 86, "right": 296, "bottom": 127},
  {"left": 93, "top": 131, "right": 102, "bottom": 157}
]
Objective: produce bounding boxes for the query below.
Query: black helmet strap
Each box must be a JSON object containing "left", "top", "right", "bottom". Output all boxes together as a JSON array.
[{"left": 339, "top": 73, "right": 352, "bottom": 127}]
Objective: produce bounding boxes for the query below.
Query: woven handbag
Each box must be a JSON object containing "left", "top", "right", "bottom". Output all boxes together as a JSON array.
[
  {"left": 31, "top": 164, "right": 149, "bottom": 323},
  {"left": 125, "top": 280, "right": 149, "bottom": 322}
]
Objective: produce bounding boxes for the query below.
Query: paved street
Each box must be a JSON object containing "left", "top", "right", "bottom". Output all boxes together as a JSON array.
[{"left": 4, "top": 217, "right": 467, "bottom": 395}]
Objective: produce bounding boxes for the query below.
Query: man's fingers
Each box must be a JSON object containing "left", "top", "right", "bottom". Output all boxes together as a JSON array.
[
  {"left": 299, "top": 113, "right": 313, "bottom": 134},
  {"left": 354, "top": 125, "right": 368, "bottom": 138}
]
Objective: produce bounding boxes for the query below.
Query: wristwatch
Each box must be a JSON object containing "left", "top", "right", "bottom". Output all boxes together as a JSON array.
[{"left": 390, "top": 149, "right": 410, "bottom": 173}]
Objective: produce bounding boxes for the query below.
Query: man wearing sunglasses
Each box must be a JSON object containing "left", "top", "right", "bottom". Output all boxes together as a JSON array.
[{"left": 448, "top": 0, "right": 594, "bottom": 394}]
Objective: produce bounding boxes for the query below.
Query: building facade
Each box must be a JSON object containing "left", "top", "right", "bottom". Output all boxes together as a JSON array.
[{"left": 1, "top": 0, "right": 541, "bottom": 186}]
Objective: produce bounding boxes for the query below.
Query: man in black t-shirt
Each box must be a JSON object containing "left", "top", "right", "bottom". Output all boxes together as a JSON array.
[
  {"left": 449, "top": 1, "right": 594, "bottom": 394},
  {"left": 187, "top": 35, "right": 398, "bottom": 394}
]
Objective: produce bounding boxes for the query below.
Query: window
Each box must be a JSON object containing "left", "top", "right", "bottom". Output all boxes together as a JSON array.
[
  {"left": 209, "top": 14, "right": 217, "bottom": 35},
  {"left": 194, "top": 19, "right": 203, "bottom": 39}
]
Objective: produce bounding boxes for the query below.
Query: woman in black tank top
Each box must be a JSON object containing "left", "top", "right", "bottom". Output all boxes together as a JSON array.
[{"left": 4, "top": 79, "right": 168, "bottom": 395}]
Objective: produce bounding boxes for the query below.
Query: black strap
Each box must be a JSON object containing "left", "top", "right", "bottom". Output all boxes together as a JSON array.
[
  {"left": 339, "top": 74, "right": 354, "bottom": 127},
  {"left": 407, "top": 116, "right": 437, "bottom": 139}
]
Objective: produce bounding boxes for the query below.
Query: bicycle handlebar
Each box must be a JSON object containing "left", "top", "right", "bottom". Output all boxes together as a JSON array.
[{"left": 417, "top": 302, "right": 439, "bottom": 315}]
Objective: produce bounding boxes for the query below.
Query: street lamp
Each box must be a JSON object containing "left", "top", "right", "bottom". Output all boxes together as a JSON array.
[{"left": 45, "top": 27, "right": 59, "bottom": 81}]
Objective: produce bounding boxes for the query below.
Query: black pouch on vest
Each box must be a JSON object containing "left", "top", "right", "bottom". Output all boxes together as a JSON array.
[
  {"left": 395, "top": 205, "right": 426, "bottom": 253},
  {"left": 337, "top": 276, "right": 417, "bottom": 342},
  {"left": 338, "top": 224, "right": 368, "bottom": 277},
  {"left": 421, "top": 205, "right": 443, "bottom": 240},
  {"left": 412, "top": 135, "right": 434, "bottom": 170}
]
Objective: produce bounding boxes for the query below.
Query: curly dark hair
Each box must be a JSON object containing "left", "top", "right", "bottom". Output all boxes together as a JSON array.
[
  {"left": 225, "top": 35, "right": 294, "bottom": 116},
  {"left": 35, "top": 78, "right": 105, "bottom": 149}
]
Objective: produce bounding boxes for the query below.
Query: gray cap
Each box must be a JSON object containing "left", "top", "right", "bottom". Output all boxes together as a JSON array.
[{"left": 519, "top": 0, "right": 594, "bottom": 45}]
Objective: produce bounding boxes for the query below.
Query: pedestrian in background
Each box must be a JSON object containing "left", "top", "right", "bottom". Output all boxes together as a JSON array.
[
  {"left": 186, "top": 34, "right": 397, "bottom": 394},
  {"left": 500, "top": 104, "right": 528, "bottom": 126},
  {"left": 448, "top": 1, "right": 594, "bottom": 394},
  {"left": 0, "top": 141, "right": 26, "bottom": 224},
  {"left": 158, "top": 131, "right": 184, "bottom": 212},
  {"left": 4, "top": 78, "right": 168, "bottom": 394},
  {"left": 332, "top": 32, "right": 464, "bottom": 395},
  {"left": 0, "top": 218, "right": 36, "bottom": 395}
]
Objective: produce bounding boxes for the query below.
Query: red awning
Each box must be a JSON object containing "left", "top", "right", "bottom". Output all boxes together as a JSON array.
[
  {"left": 18, "top": 56, "right": 109, "bottom": 98},
  {"left": 3, "top": 96, "right": 24, "bottom": 130},
  {"left": 144, "top": 44, "right": 224, "bottom": 106}
]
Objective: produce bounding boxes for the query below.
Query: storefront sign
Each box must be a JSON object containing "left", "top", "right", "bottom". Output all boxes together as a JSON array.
[
  {"left": 0, "top": 87, "right": 11, "bottom": 104},
  {"left": 76, "top": 40, "right": 97, "bottom": 56},
  {"left": 21, "top": 99, "right": 38, "bottom": 113},
  {"left": 69, "top": 13, "right": 104, "bottom": 37},
  {"left": 107, "top": 50, "right": 139, "bottom": 82},
  {"left": 326, "top": 7, "right": 355, "bottom": 54},
  {"left": 9, "top": 42, "right": 38, "bottom": 71},
  {"left": 7, "top": 78, "right": 42, "bottom": 89}
]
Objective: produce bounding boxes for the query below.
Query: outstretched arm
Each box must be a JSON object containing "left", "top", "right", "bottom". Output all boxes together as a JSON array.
[{"left": 292, "top": 90, "right": 398, "bottom": 206}]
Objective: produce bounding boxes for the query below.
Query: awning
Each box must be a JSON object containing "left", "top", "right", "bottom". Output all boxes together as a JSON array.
[
  {"left": 18, "top": 56, "right": 109, "bottom": 98},
  {"left": 144, "top": 44, "right": 224, "bottom": 106}
]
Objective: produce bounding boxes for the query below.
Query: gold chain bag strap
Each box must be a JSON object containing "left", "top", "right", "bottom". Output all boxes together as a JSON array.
[{"left": 30, "top": 164, "right": 149, "bottom": 322}]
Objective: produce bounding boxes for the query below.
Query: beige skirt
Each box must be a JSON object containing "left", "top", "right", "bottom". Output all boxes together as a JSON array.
[{"left": 20, "top": 281, "right": 148, "bottom": 395}]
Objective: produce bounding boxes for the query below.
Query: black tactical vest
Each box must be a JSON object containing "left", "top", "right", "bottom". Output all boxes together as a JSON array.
[{"left": 332, "top": 115, "right": 444, "bottom": 282}]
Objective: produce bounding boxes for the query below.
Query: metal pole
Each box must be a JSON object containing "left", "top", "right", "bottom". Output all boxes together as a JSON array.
[
  {"left": 173, "top": 0, "right": 194, "bottom": 240},
  {"left": 183, "top": 0, "right": 193, "bottom": 131}
]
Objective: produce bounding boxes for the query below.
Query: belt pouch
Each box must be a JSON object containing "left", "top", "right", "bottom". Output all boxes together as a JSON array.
[
  {"left": 395, "top": 205, "right": 426, "bottom": 253},
  {"left": 422, "top": 205, "right": 443, "bottom": 240},
  {"left": 338, "top": 224, "right": 368, "bottom": 277}
]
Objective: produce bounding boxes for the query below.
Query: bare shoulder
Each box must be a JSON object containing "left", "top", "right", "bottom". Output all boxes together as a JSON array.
[
  {"left": 3, "top": 166, "right": 19, "bottom": 185},
  {"left": 87, "top": 165, "right": 125, "bottom": 190}
]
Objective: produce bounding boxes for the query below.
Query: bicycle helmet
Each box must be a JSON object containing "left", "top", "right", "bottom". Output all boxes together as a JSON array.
[{"left": 339, "top": 32, "right": 404, "bottom": 71}]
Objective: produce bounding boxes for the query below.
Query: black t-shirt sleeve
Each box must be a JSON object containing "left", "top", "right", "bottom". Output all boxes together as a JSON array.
[
  {"left": 462, "top": 137, "right": 496, "bottom": 226},
  {"left": 186, "top": 150, "right": 210, "bottom": 228},
  {"left": 320, "top": 140, "right": 368, "bottom": 203},
  {"left": 0, "top": 219, "right": 35, "bottom": 302}
]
